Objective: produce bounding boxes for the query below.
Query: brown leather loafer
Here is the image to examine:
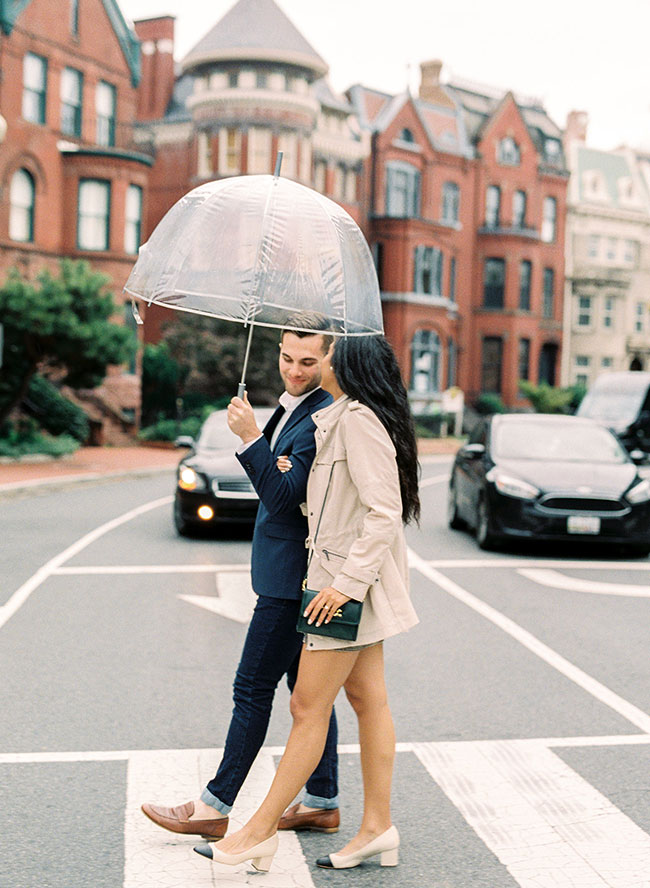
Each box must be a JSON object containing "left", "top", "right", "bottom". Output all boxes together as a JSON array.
[
  {"left": 278, "top": 803, "right": 340, "bottom": 833},
  {"left": 141, "top": 800, "right": 228, "bottom": 840}
]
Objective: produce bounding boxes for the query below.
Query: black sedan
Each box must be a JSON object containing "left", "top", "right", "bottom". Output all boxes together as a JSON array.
[
  {"left": 173, "top": 407, "right": 274, "bottom": 535},
  {"left": 448, "top": 413, "right": 650, "bottom": 555}
]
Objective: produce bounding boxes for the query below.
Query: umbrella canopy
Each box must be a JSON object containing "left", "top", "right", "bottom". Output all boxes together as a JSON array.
[{"left": 125, "top": 175, "right": 383, "bottom": 337}]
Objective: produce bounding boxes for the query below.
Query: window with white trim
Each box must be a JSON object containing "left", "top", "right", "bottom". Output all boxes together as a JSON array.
[
  {"left": 124, "top": 184, "right": 142, "bottom": 255},
  {"left": 542, "top": 268, "right": 554, "bottom": 319},
  {"left": 247, "top": 127, "right": 271, "bottom": 174},
  {"left": 61, "top": 67, "right": 82, "bottom": 137},
  {"left": 414, "top": 246, "right": 443, "bottom": 296},
  {"left": 78, "top": 179, "right": 110, "bottom": 251},
  {"left": 575, "top": 354, "right": 590, "bottom": 387},
  {"left": 512, "top": 189, "right": 527, "bottom": 228},
  {"left": 587, "top": 234, "right": 600, "bottom": 259},
  {"left": 441, "top": 181, "right": 459, "bottom": 224},
  {"left": 603, "top": 296, "right": 614, "bottom": 329},
  {"left": 635, "top": 302, "right": 646, "bottom": 334},
  {"left": 410, "top": 329, "right": 441, "bottom": 393},
  {"left": 541, "top": 196, "right": 557, "bottom": 242},
  {"left": 385, "top": 162, "right": 420, "bottom": 217},
  {"left": 485, "top": 185, "right": 501, "bottom": 227},
  {"left": 218, "top": 127, "right": 241, "bottom": 174},
  {"left": 577, "top": 295, "right": 592, "bottom": 327},
  {"left": 9, "top": 169, "right": 35, "bottom": 242},
  {"left": 498, "top": 136, "right": 520, "bottom": 165},
  {"left": 23, "top": 53, "right": 47, "bottom": 124},
  {"left": 96, "top": 81, "right": 116, "bottom": 146}
]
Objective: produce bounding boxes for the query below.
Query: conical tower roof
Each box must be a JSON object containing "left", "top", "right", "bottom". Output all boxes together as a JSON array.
[{"left": 181, "top": 0, "right": 328, "bottom": 77}]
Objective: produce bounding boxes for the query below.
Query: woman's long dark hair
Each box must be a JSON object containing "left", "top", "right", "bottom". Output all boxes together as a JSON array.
[{"left": 331, "top": 335, "right": 420, "bottom": 524}]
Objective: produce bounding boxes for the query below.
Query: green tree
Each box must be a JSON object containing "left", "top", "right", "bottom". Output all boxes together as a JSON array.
[
  {"left": 160, "top": 313, "right": 281, "bottom": 407},
  {"left": 518, "top": 380, "right": 573, "bottom": 413},
  {"left": 0, "top": 260, "right": 136, "bottom": 426}
]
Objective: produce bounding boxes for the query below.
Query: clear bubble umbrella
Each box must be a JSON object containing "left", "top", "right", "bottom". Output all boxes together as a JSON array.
[{"left": 125, "top": 166, "right": 382, "bottom": 396}]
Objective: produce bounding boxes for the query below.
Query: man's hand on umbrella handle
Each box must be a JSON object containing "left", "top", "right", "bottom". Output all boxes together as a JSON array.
[{"left": 227, "top": 392, "right": 261, "bottom": 443}]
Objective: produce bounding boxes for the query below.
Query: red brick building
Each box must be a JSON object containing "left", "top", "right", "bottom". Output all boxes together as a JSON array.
[
  {"left": 0, "top": 0, "right": 151, "bottom": 436},
  {"left": 350, "top": 62, "right": 568, "bottom": 411}
]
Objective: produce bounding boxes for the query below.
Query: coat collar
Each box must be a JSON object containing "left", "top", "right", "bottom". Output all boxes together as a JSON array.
[{"left": 312, "top": 394, "right": 352, "bottom": 432}]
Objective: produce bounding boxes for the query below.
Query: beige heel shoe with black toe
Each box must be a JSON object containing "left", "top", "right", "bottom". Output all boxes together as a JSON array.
[{"left": 316, "top": 825, "right": 399, "bottom": 869}]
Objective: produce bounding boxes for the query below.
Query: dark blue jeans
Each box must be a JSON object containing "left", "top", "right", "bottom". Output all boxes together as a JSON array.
[{"left": 201, "top": 594, "right": 339, "bottom": 814}]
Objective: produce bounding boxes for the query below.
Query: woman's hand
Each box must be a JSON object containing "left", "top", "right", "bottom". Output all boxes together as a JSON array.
[
  {"left": 303, "top": 586, "right": 352, "bottom": 627},
  {"left": 276, "top": 455, "right": 293, "bottom": 473}
]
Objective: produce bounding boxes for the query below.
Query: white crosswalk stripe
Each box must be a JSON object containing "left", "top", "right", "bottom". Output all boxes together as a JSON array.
[{"left": 4, "top": 737, "right": 649, "bottom": 886}]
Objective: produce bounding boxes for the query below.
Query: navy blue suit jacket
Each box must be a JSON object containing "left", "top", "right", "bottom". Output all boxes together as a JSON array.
[{"left": 237, "top": 387, "right": 332, "bottom": 599}]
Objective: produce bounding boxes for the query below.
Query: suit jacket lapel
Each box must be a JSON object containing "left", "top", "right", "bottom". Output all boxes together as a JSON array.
[
  {"left": 273, "top": 389, "right": 328, "bottom": 452},
  {"left": 263, "top": 405, "right": 286, "bottom": 443}
]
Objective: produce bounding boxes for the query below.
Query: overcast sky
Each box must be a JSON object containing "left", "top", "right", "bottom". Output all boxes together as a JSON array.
[{"left": 120, "top": 0, "right": 650, "bottom": 152}]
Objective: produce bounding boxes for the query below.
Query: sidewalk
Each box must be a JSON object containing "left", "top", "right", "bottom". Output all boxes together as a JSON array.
[
  {"left": 0, "top": 437, "right": 462, "bottom": 493},
  {"left": 0, "top": 445, "right": 181, "bottom": 493}
]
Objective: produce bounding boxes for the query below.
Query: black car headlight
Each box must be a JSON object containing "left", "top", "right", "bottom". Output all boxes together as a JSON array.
[
  {"left": 626, "top": 478, "right": 650, "bottom": 504},
  {"left": 487, "top": 468, "right": 539, "bottom": 500},
  {"left": 178, "top": 466, "right": 207, "bottom": 492}
]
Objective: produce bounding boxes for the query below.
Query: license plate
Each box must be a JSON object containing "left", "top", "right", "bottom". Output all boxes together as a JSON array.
[{"left": 567, "top": 515, "right": 601, "bottom": 534}]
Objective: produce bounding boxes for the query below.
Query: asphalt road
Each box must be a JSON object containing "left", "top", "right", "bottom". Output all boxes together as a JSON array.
[{"left": 1, "top": 462, "right": 650, "bottom": 888}]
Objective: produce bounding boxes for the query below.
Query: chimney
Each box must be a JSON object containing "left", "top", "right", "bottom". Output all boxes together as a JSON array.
[
  {"left": 418, "top": 60, "right": 454, "bottom": 109},
  {"left": 134, "top": 16, "right": 176, "bottom": 122},
  {"left": 564, "top": 110, "right": 588, "bottom": 148}
]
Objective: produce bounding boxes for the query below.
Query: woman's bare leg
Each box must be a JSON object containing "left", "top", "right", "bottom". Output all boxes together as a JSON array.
[
  {"left": 336, "top": 643, "right": 395, "bottom": 855},
  {"left": 214, "top": 647, "right": 359, "bottom": 854}
]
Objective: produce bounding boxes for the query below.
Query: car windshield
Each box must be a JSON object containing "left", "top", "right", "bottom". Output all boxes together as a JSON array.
[
  {"left": 492, "top": 421, "right": 628, "bottom": 463},
  {"left": 197, "top": 408, "right": 275, "bottom": 451},
  {"left": 578, "top": 391, "right": 645, "bottom": 425}
]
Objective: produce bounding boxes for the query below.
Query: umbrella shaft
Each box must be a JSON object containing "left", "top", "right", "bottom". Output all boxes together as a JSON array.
[{"left": 238, "top": 320, "right": 256, "bottom": 396}]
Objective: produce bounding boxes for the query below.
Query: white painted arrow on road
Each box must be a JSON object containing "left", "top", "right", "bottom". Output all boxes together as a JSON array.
[
  {"left": 179, "top": 571, "right": 256, "bottom": 623},
  {"left": 519, "top": 568, "right": 650, "bottom": 597}
]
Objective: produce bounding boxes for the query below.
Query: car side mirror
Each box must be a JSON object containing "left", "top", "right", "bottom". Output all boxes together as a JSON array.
[
  {"left": 629, "top": 448, "right": 648, "bottom": 465},
  {"left": 460, "top": 443, "right": 485, "bottom": 459},
  {"left": 174, "top": 436, "right": 195, "bottom": 449}
]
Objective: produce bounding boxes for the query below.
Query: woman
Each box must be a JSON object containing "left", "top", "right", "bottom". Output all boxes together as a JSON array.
[{"left": 194, "top": 334, "right": 420, "bottom": 872}]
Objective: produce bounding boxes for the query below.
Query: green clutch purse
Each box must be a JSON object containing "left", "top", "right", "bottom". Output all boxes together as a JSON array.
[{"left": 296, "top": 588, "right": 363, "bottom": 641}]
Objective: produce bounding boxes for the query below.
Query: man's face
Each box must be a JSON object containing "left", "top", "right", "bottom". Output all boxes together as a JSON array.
[{"left": 278, "top": 332, "right": 326, "bottom": 397}]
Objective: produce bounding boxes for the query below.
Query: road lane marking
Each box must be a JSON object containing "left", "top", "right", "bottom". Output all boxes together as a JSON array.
[
  {"left": 0, "top": 496, "right": 173, "bottom": 631},
  {"left": 126, "top": 748, "right": 314, "bottom": 888},
  {"left": 408, "top": 548, "right": 650, "bottom": 734},
  {"left": 4, "top": 739, "right": 650, "bottom": 888},
  {"left": 519, "top": 568, "right": 650, "bottom": 597},
  {"left": 419, "top": 558, "right": 650, "bottom": 569},
  {"left": 179, "top": 572, "right": 257, "bottom": 623},
  {"left": 414, "top": 739, "right": 650, "bottom": 888},
  {"left": 53, "top": 564, "right": 250, "bottom": 574}
]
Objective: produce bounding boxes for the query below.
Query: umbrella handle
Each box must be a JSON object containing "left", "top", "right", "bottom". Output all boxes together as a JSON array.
[{"left": 237, "top": 382, "right": 246, "bottom": 399}]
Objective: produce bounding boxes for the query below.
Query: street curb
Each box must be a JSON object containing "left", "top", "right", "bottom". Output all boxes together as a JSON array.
[{"left": 0, "top": 465, "right": 176, "bottom": 496}]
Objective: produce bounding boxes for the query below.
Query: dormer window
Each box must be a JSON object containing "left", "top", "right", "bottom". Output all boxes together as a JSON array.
[
  {"left": 583, "top": 169, "right": 608, "bottom": 201},
  {"left": 544, "top": 138, "right": 561, "bottom": 162},
  {"left": 399, "top": 128, "right": 415, "bottom": 144},
  {"left": 498, "top": 136, "right": 520, "bottom": 166}
]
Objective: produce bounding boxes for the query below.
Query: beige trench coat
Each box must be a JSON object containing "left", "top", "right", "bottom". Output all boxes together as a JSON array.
[{"left": 303, "top": 395, "right": 419, "bottom": 651}]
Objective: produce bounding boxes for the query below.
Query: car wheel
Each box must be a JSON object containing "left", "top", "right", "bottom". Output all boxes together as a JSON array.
[
  {"left": 476, "top": 495, "right": 498, "bottom": 550},
  {"left": 447, "top": 477, "right": 464, "bottom": 530},
  {"left": 173, "top": 497, "right": 192, "bottom": 537}
]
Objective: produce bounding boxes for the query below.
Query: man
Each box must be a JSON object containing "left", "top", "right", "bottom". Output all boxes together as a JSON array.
[{"left": 142, "top": 313, "right": 340, "bottom": 839}]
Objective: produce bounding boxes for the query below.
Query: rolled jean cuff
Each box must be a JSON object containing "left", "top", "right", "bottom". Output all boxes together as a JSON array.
[
  {"left": 200, "top": 787, "right": 232, "bottom": 816},
  {"left": 302, "top": 791, "right": 339, "bottom": 810}
]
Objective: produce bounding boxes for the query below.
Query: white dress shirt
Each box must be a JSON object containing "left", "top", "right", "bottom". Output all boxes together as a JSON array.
[{"left": 237, "top": 388, "right": 320, "bottom": 453}]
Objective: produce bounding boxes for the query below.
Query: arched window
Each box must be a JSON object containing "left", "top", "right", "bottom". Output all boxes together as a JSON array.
[
  {"left": 410, "top": 329, "right": 441, "bottom": 394},
  {"left": 498, "top": 136, "right": 520, "bottom": 165},
  {"left": 9, "top": 169, "right": 35, "bottom": 242}
]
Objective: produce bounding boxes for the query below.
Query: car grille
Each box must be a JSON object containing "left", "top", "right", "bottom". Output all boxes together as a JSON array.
[
  {"left": 539, "top": 495, "right": 626, "bottom": 515},
  {"left": 216, "top": 478, "right": 254, "bottom": 492},
  {"left": 212, "top": 477, "right": 258, "bottom": 499}
]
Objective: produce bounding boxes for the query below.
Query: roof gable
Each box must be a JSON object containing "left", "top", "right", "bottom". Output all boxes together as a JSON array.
[
  {"left": 0, "top": 0, "right": 141, "bottom": 85},
  {"left": 182, "top": 0, "right": 327, "bottom": 76}
]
